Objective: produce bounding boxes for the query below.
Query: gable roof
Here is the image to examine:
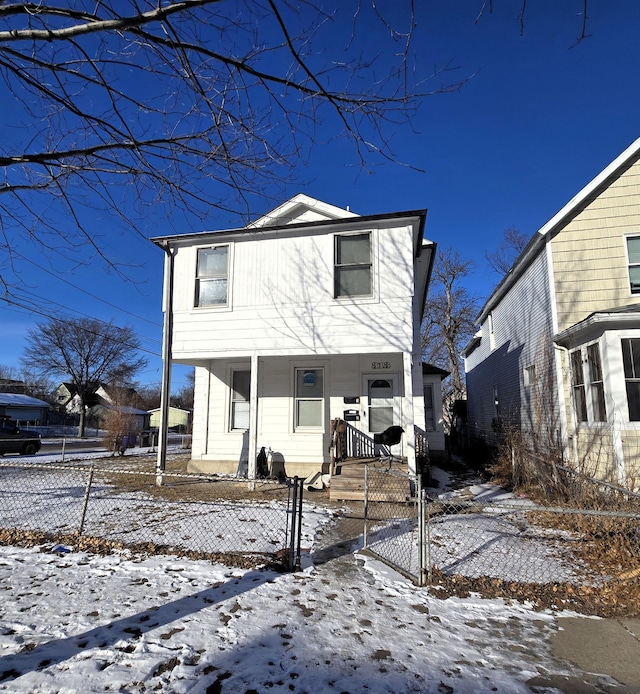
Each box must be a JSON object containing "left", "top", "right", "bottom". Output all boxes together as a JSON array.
[
  {"left": 477, "top": 136, "right": 640, "bottom": 323},
  {"left": 246, "top": 193, "right": 358, "bottom": 228}
]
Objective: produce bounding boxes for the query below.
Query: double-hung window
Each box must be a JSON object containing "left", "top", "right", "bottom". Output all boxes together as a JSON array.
[
  {"left": 571, "top": 344, "right": 607, "bottom": 423},
  {"left": 230, "top": 370, "right": 250, "bottom": 431},
  {"left": 622, "top": 338, "right": 640, "bottom": 421},
  {"left": 627, "top": 236, "right": 640, "bottom": 295},
  {"left": 195, "top": 246, "right": 229, "bottom": 307},
  {"left": 570, "top": 350, "right": 588, "bottom": 422},
  {"left": 587, "top": 344, "right": 606, "bottom": 422},
  {"left": 294, "top": 368, "right": 324, "bottom": 429},
  {"left": 334, "top": 232, "right": 372, "bottom": 298}
]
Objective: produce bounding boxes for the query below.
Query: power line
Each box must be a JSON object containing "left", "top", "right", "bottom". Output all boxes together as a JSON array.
[
  {"left": 11, "top": 251, "right": 163, "bottom": 329},
  {"left": 0, "top": 295, "right": 163, "bottom": 358}
]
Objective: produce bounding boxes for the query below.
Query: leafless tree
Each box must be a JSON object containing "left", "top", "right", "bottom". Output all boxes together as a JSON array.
[
  {"left": 0, "top": 1, "right": 465, "bottom": 294},
  {"left": 22, "top": 317, "right": 147, "bottom": 436},
  {"left": 485, "top": 226, "right": 529, "bottom": 275},
  {"left": 422, "top": 247, "right": 480, "bottom": 427}
]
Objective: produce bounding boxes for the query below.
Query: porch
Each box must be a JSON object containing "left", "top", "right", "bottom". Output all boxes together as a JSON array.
[{"left": 328, "top": 419, "right": 429, "bottom": 501}]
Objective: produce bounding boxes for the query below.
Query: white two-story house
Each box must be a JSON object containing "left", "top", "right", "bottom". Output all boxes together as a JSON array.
[{"left": 152, "top": 194, "right": 435, "bottom": 480}]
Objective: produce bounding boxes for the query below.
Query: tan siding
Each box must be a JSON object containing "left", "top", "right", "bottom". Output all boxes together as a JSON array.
[{"left": 551, "top": 159, "right": 640, "bottom": 332}]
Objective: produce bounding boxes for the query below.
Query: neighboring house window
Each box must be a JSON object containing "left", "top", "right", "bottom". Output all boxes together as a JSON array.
[
  {"left": 230, "top": 370, "right": 250, "bottom": 430},
  {"left": 334, "top": 232, "right": 372, "bottom": 298},
  {"left": 195, "top": 246, "right": 229, "bottom": 307},
  {"left": 523, "top": 365, "right": 536, "bottom": 387},
  {"left": 622, "top": 338, "right": 640, "bottom": 421},
  {"left": 488, "top": 312, "right": 495, "bottom": 351},
  {"left": 570, "top": 350, "right": 588, "bottom": 422},
  {"left": 294, "top": 368, "right": 324, "bottom": 428},
  {"left": 627, "top": 236, "right": 640, "bottom": 294},
  {"left": 424, "top": 383, "right": 435, "bottom": 431},
  {"left": 587, "top": 344, "right": 606, "bottom": 422}
]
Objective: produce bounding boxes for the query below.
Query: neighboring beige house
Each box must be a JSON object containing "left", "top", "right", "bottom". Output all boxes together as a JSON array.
[
  {"left": 465, "top": 137, "right": 640, "bottom": 485},
  {"left": 152, "top": 194, "right": 436, "bottom": 480},
  {"left": 148, "top": 406, "right": 191, "bottom": 432}
]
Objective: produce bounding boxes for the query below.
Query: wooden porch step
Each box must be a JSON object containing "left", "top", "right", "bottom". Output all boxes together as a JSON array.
[{"left": 329, "top": 463, "right": 411, "bottom": 502}]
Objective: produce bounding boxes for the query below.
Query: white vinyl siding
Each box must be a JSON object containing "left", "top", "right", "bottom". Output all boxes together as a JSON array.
[{"left": 169, "top": 222, "right": 417, "bottom": 360}]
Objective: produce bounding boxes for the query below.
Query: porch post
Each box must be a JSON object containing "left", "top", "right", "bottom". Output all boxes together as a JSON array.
[
  {"left": 247, "top": 353, "right": 259, "bottom": 480},
  {"left": 403, "top": 351, "right": 417, "bottom": 476}
]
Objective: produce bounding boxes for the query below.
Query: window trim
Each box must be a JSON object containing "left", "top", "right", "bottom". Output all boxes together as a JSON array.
[
  {"left": 194, "top": 244, "right": 230, "bottom": 308},
  {"left": 626, "top": 235, "right": 640, "bottom": 296},
  {"left": 334, "top": 231, "right": 373, "bottom": 299}
]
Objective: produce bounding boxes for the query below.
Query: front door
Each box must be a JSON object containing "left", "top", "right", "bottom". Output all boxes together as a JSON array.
[{"left": 364, "top": 374, "right": 402, "bottom": 454}]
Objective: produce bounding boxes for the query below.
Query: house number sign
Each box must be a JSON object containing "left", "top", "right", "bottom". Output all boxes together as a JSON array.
[{"left": 371, "top": 361, "right": 391, "bottom": 369}]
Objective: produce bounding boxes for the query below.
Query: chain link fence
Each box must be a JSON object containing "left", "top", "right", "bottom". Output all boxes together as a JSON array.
[
  {"left": 363, "top": 463, "right": 640, "bottom": 613},
  {"left": 0, "top": 460, "right": 308, "bottom": 570}
]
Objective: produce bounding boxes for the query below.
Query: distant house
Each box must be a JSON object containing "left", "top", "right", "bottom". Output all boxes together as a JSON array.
[
  {"left": 0, "top": 379, "right": 27, "bottom": 394},
  {"left": 0, "top": 393, "right": 50, "bottom": 424},
  {"left": 465, "top": 137, "right": 640, "bottom": 485},
  {"left": 148, "top": 406, "right": 191, "bottom": 432},
  {"left": 152, "top": 194, "right": 436, "bottom": 481},
  {"left": 55, "top": 382, "right": 150, "bottom": 432}
]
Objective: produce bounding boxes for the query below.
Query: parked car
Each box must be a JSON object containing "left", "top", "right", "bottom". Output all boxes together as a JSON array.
[{"left": 0, "top": 421, "right": 41, "bottom": 456}]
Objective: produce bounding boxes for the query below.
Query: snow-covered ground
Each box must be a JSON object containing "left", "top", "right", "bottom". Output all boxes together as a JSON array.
[
  {"left": 0, "top": 456, "right": 623, "bottom": 692},
  {"left": 0, "top": 537, "right": 592, "bottom": 694}
]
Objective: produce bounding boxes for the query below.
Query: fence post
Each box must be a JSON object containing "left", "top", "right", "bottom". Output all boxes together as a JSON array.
[
  {"left": 288, "top": 477, "right": 299, "bottom": 572},
  {"left": 363, "top": 464, "right": 369, "bottom": 549},
  {"left": 61, "top": 437, "right": 66, "bottom": 463},
  {"left": 417, "top": 474, "right": 428, "bottom": 587},
  {"left": 77, "top": 467, "right": 95, "bottom": 536},
  {"left": 295, "top": 478, "right": 304, "bottom": 572}
]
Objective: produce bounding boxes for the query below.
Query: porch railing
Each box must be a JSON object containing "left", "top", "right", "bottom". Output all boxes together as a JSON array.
[
  {"left": 414, "top": 425, "right": 430, "bottom": 466},
  {"left": 330, "top": 419, "right": 376, "bottom": 468}
]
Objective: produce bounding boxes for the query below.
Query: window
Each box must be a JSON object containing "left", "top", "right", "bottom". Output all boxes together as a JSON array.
[
  {"left": 524, "top": 365, "right": 536, "bottom": 387},
  {"left": 195, "top": 246, "right": 228, "bottom": 307},
  {"left": 570, "top": 350, "right": 587, "bottom": 422},
  {"left": 488, "top": 312, "right": 496, "bottom": 350},
  {"left": 627, "top": 237, "right": 640, "bottom": 294},
  {"left": 424, "top": 383, "right": 435, "bottom": 431},
  {"left": 294, "top": 368, "right": 324, "bottom": 428},
  {"left": 587, "top": 344, "right": 606, "bottom": 422},
  {"left": 230, "top": 370, "right": 250, "bottom": 430},
  {"left": 335, "top": 232, "right": 372, "bottom": 298},
  {"left": 622, "top": 338, "right": 640, "bottom": 421}
]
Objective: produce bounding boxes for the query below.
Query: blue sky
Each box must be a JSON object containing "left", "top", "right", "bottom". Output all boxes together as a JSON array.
[{"left": 2, "top": 2, "right": 640, "bottom": 390}]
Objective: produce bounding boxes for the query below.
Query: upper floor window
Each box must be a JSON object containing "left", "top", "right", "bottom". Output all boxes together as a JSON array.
[
  {"left": 622, "top": 338, "right": 640, "bottom": 421},
  {"left": 626, "top": 236, "right": 640, "bottom": 294},
  {"left": 195, "top": 246, "right": 228, "bottom": 307},
  {"left": 334, "top": 232, "right": 372, "bottom": 298}
]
